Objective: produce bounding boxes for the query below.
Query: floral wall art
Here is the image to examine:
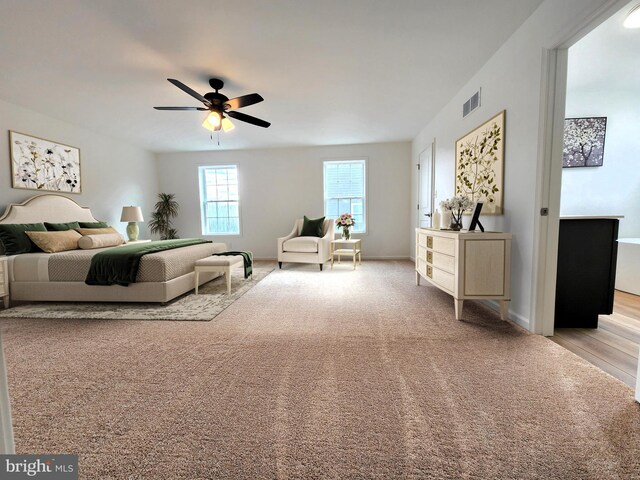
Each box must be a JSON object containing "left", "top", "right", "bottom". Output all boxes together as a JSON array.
[
  {"left": 455, "top": 110, "right": 505, "bottom": 215},
  {"left": 562, "top": 117, "right": 607, "bottom": 168},
  {"left": 10, "top": 131, "right": 81, "bottom": 193}
]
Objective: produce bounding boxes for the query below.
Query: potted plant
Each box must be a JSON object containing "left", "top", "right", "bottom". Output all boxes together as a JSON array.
[{"left": 148, "top": 193, "right": 179, "bottom": 240}]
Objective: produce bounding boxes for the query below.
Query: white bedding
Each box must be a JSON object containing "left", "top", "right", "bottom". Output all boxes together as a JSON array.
[{"left": 8, "top": 243, "right": 224, "bottom": 283}]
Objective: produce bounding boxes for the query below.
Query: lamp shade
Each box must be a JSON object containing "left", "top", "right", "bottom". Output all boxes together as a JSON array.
[{"left": 120, "top": 206, "right": 144, "bottom": 222}]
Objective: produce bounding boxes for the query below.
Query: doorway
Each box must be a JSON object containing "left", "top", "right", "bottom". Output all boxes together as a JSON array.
[
  {"left": 418, "top": 141, "right": 435, "bottom": 229},
  {"left": 540, "top": 2, "right": 640, "bottom": 387}
]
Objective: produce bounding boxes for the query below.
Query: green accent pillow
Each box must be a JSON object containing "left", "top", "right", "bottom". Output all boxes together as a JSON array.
[
  {"left": 78, "top": 221, "right": 109, "bottom": 228},
  {"left": 300, "top": 216, "right": 325, "bottom": 237},
  {"left": 0, "top": 223, "right": 47, "bottom": 255},
  {"left": 45, "top": 221, "right": 81, "bottom": 231}
]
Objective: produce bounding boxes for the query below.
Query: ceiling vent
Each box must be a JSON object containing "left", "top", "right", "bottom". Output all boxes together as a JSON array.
[{"left": 463, "top": 89, "right": 481, "bottom": 118}]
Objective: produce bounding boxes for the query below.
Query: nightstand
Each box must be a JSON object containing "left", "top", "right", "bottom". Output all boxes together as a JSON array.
[
  {"left": 330, "top": 239, "right": 362, "bottom": 270},
  {"left": 0, "top": 256, "right": 8, "bottom": 309}
]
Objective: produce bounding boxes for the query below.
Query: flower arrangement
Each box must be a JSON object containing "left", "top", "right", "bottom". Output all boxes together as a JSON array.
[
  {"left": 440, "top": 196, "right": 473, "bottom": 230},
  {"left": 335, "top": 213, "right": 355, "bottom": 240}
]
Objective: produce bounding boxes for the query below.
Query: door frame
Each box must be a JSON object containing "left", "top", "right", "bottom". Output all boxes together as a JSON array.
[{"left": 532, "top": 0, "right": 628, "bottom": 335}]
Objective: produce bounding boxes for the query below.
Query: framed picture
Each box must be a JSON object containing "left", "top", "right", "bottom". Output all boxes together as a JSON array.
[
  {"left": 562, "top": 117, "right": 607, "bottom": 168},
  {"left": 9, "top": 131, "right": 81, "bottom": 193},
  {"left": 455, "top": 110, "right": 505, "bottom": 215}
]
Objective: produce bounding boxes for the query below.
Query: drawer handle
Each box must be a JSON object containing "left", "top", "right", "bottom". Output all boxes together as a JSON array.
[
  {"left": 427, "top": 266, "right": 433, "bottom": 278},
  {"left": 427, "top": 251, "right": 433, "bottom": 263},
  {"left": 427, "top": 236, "right": 433, "bottom": 248}
]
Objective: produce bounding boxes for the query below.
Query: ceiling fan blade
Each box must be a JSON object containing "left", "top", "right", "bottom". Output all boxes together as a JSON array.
[
  {"left": 224, "top": 93, "right": 264, "bottom": 110},
  {"left": 154, "top": 107, "right": 209, "bottom": 111},
  {"left": 227, "top": 110, "right": 271, "bottom": 128},
  {"left": 167, "top": 78, "right": 211, "bottom": 106}
]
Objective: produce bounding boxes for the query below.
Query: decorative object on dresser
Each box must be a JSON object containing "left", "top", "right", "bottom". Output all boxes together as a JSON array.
[
  {"left": 554, "top": 216, "right": 621, "bottom": 328},
  {"left": 415, "top": 228, "right": 512, "bottom": 320},
  {"left": 440, "top": 196, "right": 473, "bottom": 231},
  {"left": 335, "top": 213, "right": 355, "bottom": 240},
  {"left": 120, "top": 206, "right": 144, "bottom": 242},
  {"left": 9, "top": 131, "right": 81, "bottom": 193},
  {"left": 149, "top": 193, "right": 179, "bottom": 240},
  {"left": 562, "top": 117, "right": 607, "bottom": 168},
  {"left": 455, "top": 110, "right": 505, "bottom": 214}
]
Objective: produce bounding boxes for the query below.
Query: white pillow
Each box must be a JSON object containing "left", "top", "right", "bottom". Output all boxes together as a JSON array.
[{"left": 78, "top": 233, "right": 125, "bottom": 250}]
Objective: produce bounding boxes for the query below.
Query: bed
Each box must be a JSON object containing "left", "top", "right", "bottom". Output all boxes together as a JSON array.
[{"left": 0, "top": 194, "right": 226, "bottom": 303}]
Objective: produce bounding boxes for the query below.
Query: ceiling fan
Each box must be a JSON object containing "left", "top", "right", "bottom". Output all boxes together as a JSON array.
[{"left": 154, "top": 78, "right": 270, "bottom": 132}]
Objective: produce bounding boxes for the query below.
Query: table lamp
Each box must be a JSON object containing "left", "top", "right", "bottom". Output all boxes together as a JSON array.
[{"left": 120, "top": 206, "right": 144, "bottom": 242}]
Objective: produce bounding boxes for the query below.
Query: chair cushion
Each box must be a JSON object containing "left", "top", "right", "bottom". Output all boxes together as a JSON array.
[
  {"left": 283, "top": 236, "right": 319, "bottom": 253},
  {"left": 300, "top": 216, "right": 325, "bottom": 237}
]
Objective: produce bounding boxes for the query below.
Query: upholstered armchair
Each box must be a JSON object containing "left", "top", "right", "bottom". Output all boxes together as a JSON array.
[{"left": 277, "top": 218, "right": 334, "bottom": 271}]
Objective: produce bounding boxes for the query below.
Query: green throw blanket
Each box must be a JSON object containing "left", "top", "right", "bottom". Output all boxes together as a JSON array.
[
  {"left": 212, "top": 251, "right": 253, "bottom": 279},
  {"left": 86, "top": 239, "right": 212, "bottom": 286}
]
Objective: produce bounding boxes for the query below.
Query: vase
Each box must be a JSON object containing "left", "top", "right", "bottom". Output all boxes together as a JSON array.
[
  {"left": 450, "top": 212, "right": 463, "bottom": 231},
  {"left": 342, "top": 227, "right": 351, "bottom": 240}
]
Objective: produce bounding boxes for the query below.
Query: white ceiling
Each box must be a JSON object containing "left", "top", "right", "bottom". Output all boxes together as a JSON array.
[
  {"left": 0, "top": 0, "right": 544, "bottom": 152},
  {"left": 568, "top": 1, "right": 640, "bottom": 95}
]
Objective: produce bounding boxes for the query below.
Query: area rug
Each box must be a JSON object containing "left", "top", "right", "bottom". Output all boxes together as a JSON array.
[{"left": 0, "top": 267, "right": 273, "bottom": 321}]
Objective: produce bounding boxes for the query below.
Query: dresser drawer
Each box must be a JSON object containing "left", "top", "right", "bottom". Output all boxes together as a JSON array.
[
  {"left": 417, "top": 245, "right": 428, "bottom": 261},
  {"left": 432, "top": 268, "right": 455, "bottom": 293},
  {"left": 417, "top": 259, "right": 427, "bottom": 278},
  {"left": 418, "top": 233, "right": 428, "bottom": 248},
  {"left": 432, "top": 236, "right": 455, "bottom": 256},
  {"left": 431, "top": 251, "right": 454, "bottom": 274}
]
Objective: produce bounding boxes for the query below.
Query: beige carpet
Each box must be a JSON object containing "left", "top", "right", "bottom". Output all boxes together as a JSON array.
[
  {"left": 0, "top": 267, "right": 273, "bottom": 321},
  {"left": 1, "top": 260, "right": 639, "bottom": 479}
]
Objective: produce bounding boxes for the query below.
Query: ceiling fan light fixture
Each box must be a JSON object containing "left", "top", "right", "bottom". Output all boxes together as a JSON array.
[
  {"left": 624, "top": 4, "right": 640, "bottom": 28},
  {"left": 221, "top": 117, "right": 235, "bottom": 132},
  {"left": 205, "top": 111, "right": 222, "bottom": 128},
  {"left": 201, "top": 117, "right": 214, "bottom": 132}
]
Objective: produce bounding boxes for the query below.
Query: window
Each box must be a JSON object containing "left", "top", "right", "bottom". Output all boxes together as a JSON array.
[
  {"left": 198, "top": 165, "right": 240, "bottom": 235},
  {"left": 323, "top": 159, "right": 366, "bottom": 233}
]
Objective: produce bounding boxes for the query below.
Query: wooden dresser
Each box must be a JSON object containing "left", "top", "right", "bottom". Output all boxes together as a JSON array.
[{"left": 415, "top": 228, "right": 512, "bottom": 320}]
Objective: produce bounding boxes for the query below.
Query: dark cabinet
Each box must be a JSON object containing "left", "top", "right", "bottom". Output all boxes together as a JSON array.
[{"left": 554, "top": 218, "right": 619, "bottom": 328}]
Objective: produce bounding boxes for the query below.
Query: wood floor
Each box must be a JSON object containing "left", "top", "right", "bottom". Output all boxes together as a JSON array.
[{"left": 551, "top": 290, "right": 640, "bottom": 388}]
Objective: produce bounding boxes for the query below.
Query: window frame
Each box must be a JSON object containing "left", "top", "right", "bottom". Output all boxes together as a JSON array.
[
  {"left": 322, "top": 158, "right": 368, "bottom": 235},
  {"left": 198, "top": 164, "right": 242, "bottom": 237}
]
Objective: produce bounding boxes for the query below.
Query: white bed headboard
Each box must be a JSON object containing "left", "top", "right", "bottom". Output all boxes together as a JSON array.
[{"left": 0, "top": 194, "right": 98, "bottom": 224}]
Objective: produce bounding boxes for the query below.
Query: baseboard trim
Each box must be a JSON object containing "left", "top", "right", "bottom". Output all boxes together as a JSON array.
[
  {"left": 482, "top": 300, "right": 530, "bottom": 332},
  {"left": 254, "top": 256, "right": 411, "bottom": 262}
]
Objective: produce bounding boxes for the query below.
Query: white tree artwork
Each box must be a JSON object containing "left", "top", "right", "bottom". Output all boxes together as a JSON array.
[{"left": 562, "top": 117, "right": 607, "bottom": 168}]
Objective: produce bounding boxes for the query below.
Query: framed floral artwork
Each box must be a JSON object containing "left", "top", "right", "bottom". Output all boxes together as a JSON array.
[
  {"left": 9, "top": 131, "right": 81, "bottom": 193},
  {"left": 455, "top": 110, "right": 505, "bottom": 215}
]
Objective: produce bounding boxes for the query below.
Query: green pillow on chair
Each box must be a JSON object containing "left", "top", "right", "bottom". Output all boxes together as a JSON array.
[{"left": 300, "top": 216, "right": 325, "bottom": 237}]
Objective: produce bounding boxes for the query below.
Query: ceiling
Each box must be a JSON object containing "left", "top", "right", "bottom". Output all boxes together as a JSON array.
[
  {"left": 568, "top": 1, "right": 640, "bottom": 95},
  {"left": 0, "top": 0, "right": 544, "bottom": 152}
]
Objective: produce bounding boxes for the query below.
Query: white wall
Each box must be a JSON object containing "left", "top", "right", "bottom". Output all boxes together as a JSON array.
[
  {"left": 0, "top": 98, "right": 158, "bottom": 238},
  {"left": 156, "top": 142, "right": 411, "bottom": 259},
  {"left": 411, "top": 0, "right": 614, "bottom": 330},
  {"left": 561, "top": 92, "right": 640, "bottom": 239}
]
